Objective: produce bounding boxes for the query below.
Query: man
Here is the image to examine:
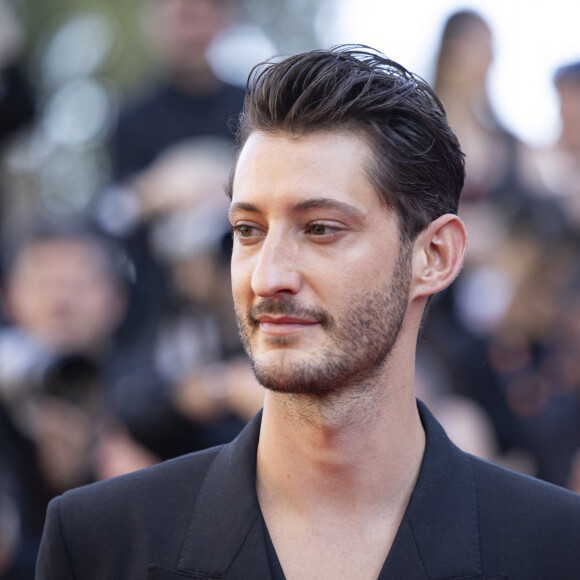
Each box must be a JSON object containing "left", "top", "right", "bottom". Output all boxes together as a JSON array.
[
  {"left": 0, "top": 222, "right": 137, "bottom": 577},
  {"left": 536, "top": 60, "right": 580, "bottom": 212},
  {"left": 101, "top": 0, "right": 246, "bottom": 350},
  {"left": 111, "top": 0, "right": 244, "bottom": 182},
  {"left": 36, "top": 46, "right": 580, "bottom": 579}
]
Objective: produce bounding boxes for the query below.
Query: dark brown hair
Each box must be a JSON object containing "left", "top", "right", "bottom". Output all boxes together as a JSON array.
[{"left": 228, "top": 45, "right": 465, "bottom": 242}]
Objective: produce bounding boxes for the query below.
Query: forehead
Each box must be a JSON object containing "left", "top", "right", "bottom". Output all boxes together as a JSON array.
[
  {"left": 231, "top": 130, "right": 382, "bottom": 213},
  {"left": 13, "top": 239, "right": 110, "bottom": 278}
]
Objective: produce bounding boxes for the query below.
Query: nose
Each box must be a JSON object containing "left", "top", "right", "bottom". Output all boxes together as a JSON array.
[{"left": 250, "top": 231, "right": 302, "bottom": 297}]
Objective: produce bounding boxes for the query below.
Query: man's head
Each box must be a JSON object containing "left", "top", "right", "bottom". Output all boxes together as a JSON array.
[
  {"left": 230, "top": 45, "right": 465, "bottom": 244},
  {"left": 142, "top": 0, "right": 234, "bottom": 78},
  {"left": 434, "top": 10, "right": 494, "bottom": 94},
  {"left": 2, "top": 224, "right": 129, "bottom": 355},
  {"left": 554, "top": 61, "right": 580, "bottom": 152},
  {"left": 228, "top": 46, "right": 467, "bottom": 397}
]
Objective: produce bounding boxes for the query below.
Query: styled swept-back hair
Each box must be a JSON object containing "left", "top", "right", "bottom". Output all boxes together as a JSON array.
[{"left": 228, "top": 45, "right": 465, "bottom": 242}]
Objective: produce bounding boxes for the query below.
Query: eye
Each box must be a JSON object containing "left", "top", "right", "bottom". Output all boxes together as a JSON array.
[
  {"left": 232, "top": 223, "right": 264, "bottom": 243},
  {"left": 305, "top": 222, "right": 342, "bottom": 237},
  {"left": 308, "top": 223, "right": 327, "bottom": 236},
  {"left": 236, "top": 225, "right": 254, "bottom": 237}
]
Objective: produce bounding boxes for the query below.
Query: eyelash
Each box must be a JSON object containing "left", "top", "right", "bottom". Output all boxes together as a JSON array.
[
  {"left": 231, "top": 224, "right": 261, "bottom": 239},
  {"left": 304, "top": 223, "right": 342, "bottom": 236},
  {"left": 231, "top": 222, "right": 344, "bottom": 243}
]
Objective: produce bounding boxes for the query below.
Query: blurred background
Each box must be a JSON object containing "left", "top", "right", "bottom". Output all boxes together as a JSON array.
[
  {"left": 0, "top": 0, "right": 579, "bottom": 577},
  {"left": 2, "top": 0, "right": 579, "bottom": 219}
]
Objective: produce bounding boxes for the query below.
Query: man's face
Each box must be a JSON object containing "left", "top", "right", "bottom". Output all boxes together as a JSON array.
[
  {"left": 6, "top": 240, "right": 126, "bottom": 354},
  {"left": 149, "top": 0, "right": 229, "bottom": 65},
  {"left": 558, "top": 81, "right": 580, "bottom": 149},
  {"left": 229, "top": 131, "right": 412, "bottom": 396}
]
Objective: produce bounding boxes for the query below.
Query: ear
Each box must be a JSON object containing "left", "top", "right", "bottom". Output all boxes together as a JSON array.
[{"left": 410, "top": 214, "right": 467, "bottom": 300}]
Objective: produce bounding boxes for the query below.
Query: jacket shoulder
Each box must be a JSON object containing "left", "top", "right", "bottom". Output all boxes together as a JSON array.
[
  {"left": 37, "top": 446, "right": 226, "bottom": 579},
  {"left": 63, "top": 444, "right": 221, "bottom": 511},
  {"left": 469, "top": 454, "right": 580, "bottom": 571},
  {"left": 470, "top": 454, "right": 580, "bottom": 514}
]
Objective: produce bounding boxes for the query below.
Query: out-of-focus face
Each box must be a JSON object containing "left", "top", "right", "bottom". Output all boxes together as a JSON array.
[
  {"left": 557, "top": 81, "right": 580, "bottom": 150},
  {"left": 444, "top": 21, "right": 494, "bottom": 89},
  {"left": 4, "top": 239, "right": 126, "bottom": 354},
  {"left": 147, "top": 0, "right": 230, "bottom": 70},
  {"left": 229, "top": 130, "right": 412, "bottom": 396}
]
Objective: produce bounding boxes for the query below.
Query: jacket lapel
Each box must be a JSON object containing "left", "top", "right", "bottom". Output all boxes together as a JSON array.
[
  {"left": 378, "top": 513, "right": 431, "bottom": 579},
  {"left": 380, "top": 401, "right": 486, "bottom": 580},
  {"left": 149, "top": 402, "right": 504, "bottom": 580},
  {"left": 161, "top": 412, "right": 270, "bottom": 580}
]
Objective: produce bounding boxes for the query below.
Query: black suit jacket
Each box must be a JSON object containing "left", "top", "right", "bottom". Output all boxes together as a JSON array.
[{"left": 36, "top": 401, "right": 580, "bottom": 579}]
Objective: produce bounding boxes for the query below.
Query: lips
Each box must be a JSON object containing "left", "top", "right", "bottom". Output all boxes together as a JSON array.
[
  {"left": 257, "top": 315, "right": 317, "bottom": 324},
  {"left": 248, "top": 298, "right": 331, "bottom": 335},
  {"left": 256, "top": 314, "right": 319, "bottom": 335}
]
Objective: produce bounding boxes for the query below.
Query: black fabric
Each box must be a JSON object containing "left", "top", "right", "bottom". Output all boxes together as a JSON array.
[
  {"left": 111, "top": 81, "right": 245, "bottom": 182},
  {"left": 36, "top": 401, "right": 580, "bottom": 579},
  {"left": 0, "top": 63, "right": 35, "bottom": 137},
  {"left": 106, "top": 79, "right": 245, "bottom": 351},
  {"left": 261, "top": 513, "right": 286, "bottom": 580}
]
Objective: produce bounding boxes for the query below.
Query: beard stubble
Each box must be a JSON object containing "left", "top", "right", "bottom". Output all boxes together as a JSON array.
[{"left": 235, "top": 243, "right": 413, "bottom": 397}]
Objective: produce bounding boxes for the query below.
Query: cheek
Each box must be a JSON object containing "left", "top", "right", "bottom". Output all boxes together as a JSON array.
[
  {"left": 332, "top": 251, "right": 392, "bottom": 293},
  {"left": 231, "top": 257, "right": 252, "bottom": 304}
]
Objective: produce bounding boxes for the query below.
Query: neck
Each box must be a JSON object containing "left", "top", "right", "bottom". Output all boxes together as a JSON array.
[
  {"left": 256, "top": 359, "right": 425, "bottom": 520},
  {"left": 169, "top": 60, "right": 222, "bottom": 95}
]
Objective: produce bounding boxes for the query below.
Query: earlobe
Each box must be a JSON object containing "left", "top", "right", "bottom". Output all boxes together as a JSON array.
[{"left": 411, "top": 214, "right": 468, "bottom": 299}]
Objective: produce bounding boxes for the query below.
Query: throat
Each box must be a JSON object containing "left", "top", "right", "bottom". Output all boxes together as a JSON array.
[
  {"left": 256, "top": 391, "right": 426, "bottom": 579},
  {"left": 260, "top": 496, "right": 404, "bottom": 580}
]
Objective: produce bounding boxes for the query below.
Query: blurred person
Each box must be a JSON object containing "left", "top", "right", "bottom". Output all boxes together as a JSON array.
[
  {"left": 37, "top": 46, "right": 580, "bottom": 580},
  {"left": 0, "top": 222, "right": 136, "bottom": 578},
  {"left": 110, "top": 0, "right": 244, "bottom": 182},
  {"left": 535, "top": 61, "right": 580, "bottom": 224},
  {"left": 1, "top": 225, "right": 129, "bottom": 360},
  {"left": 524, "top": 61, "right": 580, "bottom": 488},
  {"left": 0, "top": 222, "right": 161, "bottom": 542},
  {"left": 554, "top": 62, "right": 580, "bottom": 158},
  {"left": 423, "top": 192, "right": 580, "bottom": 487},
  {"left": 0, "top": 0, "right": 35, "bottom": 297},
  {"left": 99, "top": 0, "right": 246, "bottom": 347},
  {"left": 0, "top": 0, "right": 35, "bottom": 142},
  {"left": 422, "top": 9, "right": 574, "bottom": 477},
  {"left": 432, "top": 9, "right": 543, "bottom": 211},
  {"left": 481, "top": 210, "right": 580, "bottom": 487},
  {"left": 0, "top": 223, "right": 127, "bottom": 487},
  {"left": 127, "top": 137, "right": 232, "bottom": 223},
  {"left": 0, "top": 220, "right": 222, "bottom": 475}
]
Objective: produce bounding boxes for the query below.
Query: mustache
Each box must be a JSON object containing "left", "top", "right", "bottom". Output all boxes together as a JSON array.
[{"left": 248, "top": 297, "right": 333, "bottom": 329}]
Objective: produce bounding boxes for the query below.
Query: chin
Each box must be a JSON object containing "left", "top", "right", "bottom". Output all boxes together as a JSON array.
[
  {"left": 255, "top": 372, "right": 336, "bottom": 397},
  {"left": 249, "top": 352, "right": 346, "bottom": 397}
]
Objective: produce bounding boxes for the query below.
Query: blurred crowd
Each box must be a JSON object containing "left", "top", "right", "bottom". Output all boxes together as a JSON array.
[
  {"left": 418, "top": 11, "right": 580, "bottom": 488},
  {"left": 0, "top": 1, "right": 579, "bottom": 578}
]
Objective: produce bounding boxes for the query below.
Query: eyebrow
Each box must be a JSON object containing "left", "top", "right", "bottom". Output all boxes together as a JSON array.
[
  {"left": 229, "top": 198, "right": 365, "bottom": 221},
  {"left": 229, "top": 201, "right": 258, "bottom": 220},
  {"left": 293, "top": 198, "right": 365, "bottom": 219}
]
